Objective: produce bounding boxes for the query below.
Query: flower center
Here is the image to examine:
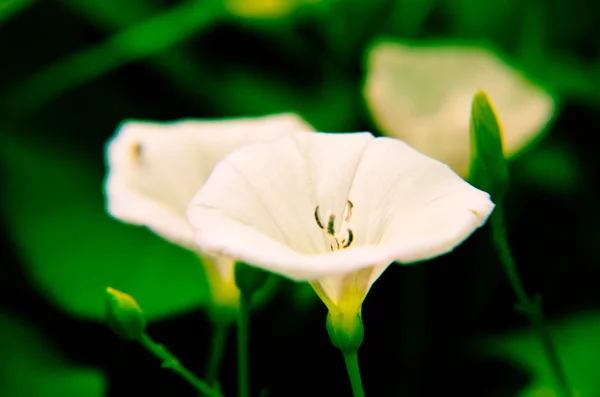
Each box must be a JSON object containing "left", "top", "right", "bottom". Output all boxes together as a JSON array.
[{"left": 314, "top": 200, "right": 354, "bottom": 251}]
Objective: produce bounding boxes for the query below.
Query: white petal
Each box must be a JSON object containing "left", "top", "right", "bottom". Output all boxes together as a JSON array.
[
  {"left": 364, "top": 41, "right": 556, "bottom": 176},
  {"left": 188, "top": 132, "right": 373, "bottom": 257},
  {"left": 188, "top": 132, "right": 398, "bottom": 280},
  {"left": 292, "top": 132, "right": 374, "bottom": 234},
  {"left": 348, "top": 137, "right": 494, "bottom": 262},
  {"left": 188, "top": 132, "right": 493, "bottom": 281},
  {"left": 105, "top": 113, "right": 313, "bottom": 249}
]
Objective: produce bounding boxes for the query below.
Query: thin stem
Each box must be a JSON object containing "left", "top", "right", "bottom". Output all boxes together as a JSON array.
[
  {"left": 343, "top": 351, "right": 365, "bottom": 397},
  {"left": 238, "top": 292, "right": 251, "bottom": 397},
  {"left": 205, "top": 320, "right": 229, "bottom": 385},
  {"left": 490, "top": 204, "right": 572, "bottom": 397},
  {"left": 139, "top": 333, "right": 222, "bottom": 397}
]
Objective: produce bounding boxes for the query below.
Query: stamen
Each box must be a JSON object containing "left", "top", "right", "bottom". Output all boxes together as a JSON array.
[
  {"left": 315, "top": 204, "right": 355, "bottom": 251},
  {"left": 342, "top": 229, "right": 354, "bottom": 248},
  {"left": 314, "top": 205, "right": 324, "bottom": 229},
  {"left": 327, "top": 214, "right": 336, "bottom": 236},
  {"left": 345, "top": 200, "right": 354, "bottom": 222}
]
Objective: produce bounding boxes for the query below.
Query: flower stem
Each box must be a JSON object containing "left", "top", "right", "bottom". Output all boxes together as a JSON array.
[
  {"left": 238, "top": 292, "right": 251, "bottom": 397},
  {"left": 139, "top": 333, "right": 222, "bottom": 397},
  {"left": 343, "top": 351, "right": 365, "bottom": 397},
  {"left": 490, "top": 204, "right": 572, "bottom": 397},
  {"left": 205, "top": 320, "right": 229, "bottom": 386}
]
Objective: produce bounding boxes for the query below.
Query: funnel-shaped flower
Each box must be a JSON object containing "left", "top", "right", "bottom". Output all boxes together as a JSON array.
[
  {"left": 187, "top": 131, "right": 494, "bottom": 318},
  {"left": 104, "top": 113, "right": 314, "bottom": 315},
  {"left": 364, "top": 40, "right": 556, "bottom": 177}
]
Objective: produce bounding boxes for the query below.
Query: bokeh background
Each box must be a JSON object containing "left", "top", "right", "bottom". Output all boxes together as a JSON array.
[{"left": 1, "top": 0, "right": 600, "bottom": 396}]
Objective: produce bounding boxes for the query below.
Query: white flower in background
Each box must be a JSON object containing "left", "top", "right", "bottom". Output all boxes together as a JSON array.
[
  {"left": 364, "top": 40, "right": 556, "bottom": 177},
  {"left": 225, "top": 0, "right": 321, "bottom": 18},
  {"left": 187, "top": 131, "right": 494, "bottom": 316},
  {"left": 104, "top": 113, "right": 314, "bottom": 313}
]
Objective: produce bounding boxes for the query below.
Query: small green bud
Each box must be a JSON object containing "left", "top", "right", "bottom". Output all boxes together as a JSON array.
[
  {"left": 469, "top": 90, "right": 510, "bottom": 203},
  {"left": 234, "top": 262, "right": 271, "bottom": 297},
  {"left": 105, "top": 287, "right": 146, "bottom": 340},
  {"left": 326, "top": 310, "right": 364, "bottom": 353}
]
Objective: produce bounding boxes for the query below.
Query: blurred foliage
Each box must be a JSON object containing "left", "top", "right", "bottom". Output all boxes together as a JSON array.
[
  {"left": 481, "top": 311, "right": 600, "bottom": 397},
  {"left": 513, "top": 141, "right": 585, "bottom": 196},
  {"left": 0, "top": 311, "right": 106, "bottom": 397},
  {"left": 0, "top": 0, "right": 33, "bottom": 25}
]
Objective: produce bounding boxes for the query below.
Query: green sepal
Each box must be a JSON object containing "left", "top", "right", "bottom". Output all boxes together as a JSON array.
[
  {"left": 326, "top": 311, "right": 364, "bottom": 353},
  {"left": 234, "top": 262, "right": 271, "bottom": 297},
  {"left": 105, "top": 287, "right": 146, "bottom": 340},
  {"left": 468, "top": 90, "right": 510, "bottom": 202}
]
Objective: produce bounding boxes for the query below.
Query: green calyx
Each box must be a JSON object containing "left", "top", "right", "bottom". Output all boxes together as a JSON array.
[{"left": 326, "top": 310, "right": 364, "bottom": 353}]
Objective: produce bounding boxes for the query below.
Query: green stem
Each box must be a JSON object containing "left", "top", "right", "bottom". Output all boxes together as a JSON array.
[
  {"left": 139, "top": 333, "right": 222, "bottom": 397},
  {"left": 205, "top": 320, "right": 229, "bottom": 386},
  {"left": 490, "top": 204, "right": 572, "bottom": 397},
  {"left": 343, "top": 351, "right": 365, "bottom": 397},
  {"left": 238, "top": 292, "right": 251, "bottom": 397}
]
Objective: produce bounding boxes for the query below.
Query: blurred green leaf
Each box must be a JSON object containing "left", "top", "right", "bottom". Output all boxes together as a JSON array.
[
  {"left": 469, "top": 90, "right": 510, "bottom": 201},
  {"left": 513, "top": 142, "right": 584, "bottom": 195},
  {"left": 0, "top": 134, "right": 213, "bottom": 321},
  {"left": 0, "top": 312, "right": 105, "bottom": 397},
  {"left": 58, "top": 0, "right": 157, "bottom": 27},
  {"left": 481, "top": 311, "right": 600, "bottom": 397},
  {"left": 5, "top": 0, "right": 223, "bottom": 117},
  {"left": 0, "top": 0, "right": 34, "bottom": 25}
]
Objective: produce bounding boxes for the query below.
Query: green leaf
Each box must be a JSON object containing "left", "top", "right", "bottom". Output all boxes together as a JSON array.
[
  {"left": 514, "top": 142, "right": 584, "bottom": 195},
  {"left": 0, "top": 0, "right": 34, "bottom": 26},
  {"left": 0, "top": 312, "right": 106, "bottom": 397},
  {"left": 0, "top": 135, "right": 212, "bottom": 321},
  {"left": 469, "top": 90, "right": 510, "bottom": 201},
  {"left": 480, "top": 311, "right": 600, "bottom": 397}
]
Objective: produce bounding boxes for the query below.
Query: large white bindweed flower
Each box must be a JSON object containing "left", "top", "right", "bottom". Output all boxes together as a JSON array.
[
  {"left": 186, "top": 131, "right": 495, "bottom": 319},
  {"left": 364, "top": 40, "right": 556, "bottom": 177},
  {"left": 104, "top": 113, "right": 314, "bottom": 316}
]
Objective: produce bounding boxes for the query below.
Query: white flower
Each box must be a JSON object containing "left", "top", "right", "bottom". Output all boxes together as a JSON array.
[
  {"left": 364, "top": 40, "right": 556, "bottom": 177},
  {"left": 104, "top": 113, "right": 314, "bottom": 312},
  {"left": 187, "top": 131, "right": 494, "bottom": 314},
  {"left": 225, "top": 0, "right": 321, "bottom": 18}
]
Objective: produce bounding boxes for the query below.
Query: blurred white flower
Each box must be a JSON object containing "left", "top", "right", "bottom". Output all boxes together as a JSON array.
[
  {"left": 104, "top": 113, "right": 314, "bottom": 313},
  {"left": 364, "top": 40, "right": 556, "bottom": 177},
  {"left": 225, "top": 0, "right": 321, "bottom": 19},
  {"left": 187, "top": 131, "right": 494, "bottom": 315}
]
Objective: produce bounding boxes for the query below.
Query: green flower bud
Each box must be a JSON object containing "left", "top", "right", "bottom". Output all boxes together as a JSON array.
[
  {"left": 469, "top": 90, "right": 510, "bottom": 203},
  {"left": 105, "top": 287, "right": 146, "bottom": 340}
]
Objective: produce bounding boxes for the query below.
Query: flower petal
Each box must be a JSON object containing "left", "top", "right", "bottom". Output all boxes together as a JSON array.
[
  {"left": 364, "top": 40, "right": 556, "bottom": 176},
  {"left": 348, "top": 137, "right": 495, "bottom": 262},
  {"left": 188, "top": 132, "right": 401, "bottom": 280},
  {"left": 188, "top": 131, "right": 374, "bottom": 254},
  {"left": 105, "top": 113, "right": 313, "bottom": 249},
  {"left": 188, "top": 132, "right": 493, "bottom": 281}
]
